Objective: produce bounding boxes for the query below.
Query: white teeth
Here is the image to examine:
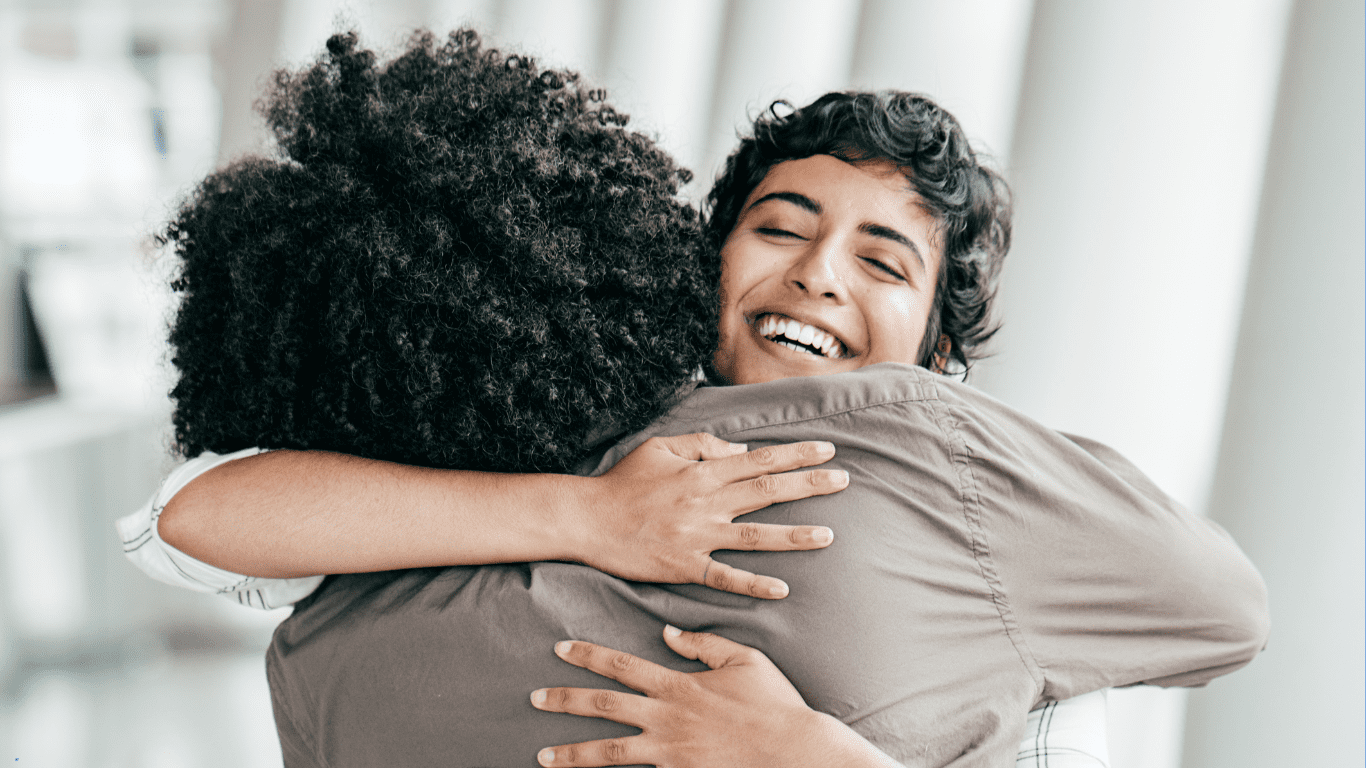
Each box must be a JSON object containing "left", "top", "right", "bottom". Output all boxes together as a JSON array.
[{"left": 755, "top": 313, "right": 846, "bottom": 359}]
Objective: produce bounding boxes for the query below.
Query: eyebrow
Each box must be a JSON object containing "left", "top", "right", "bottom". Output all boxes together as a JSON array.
[
  {"left": 748, "top": 191, "right": 926, "bottom": 272},
  {"left": 749, "top": 191, "right": 822, "bottom": 215},
  {"left": 860, "top": 223, "right": 925, "bottom": 272}
]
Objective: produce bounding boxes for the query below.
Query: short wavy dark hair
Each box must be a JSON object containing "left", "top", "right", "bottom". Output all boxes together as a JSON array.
[
  {"left": 165, "top": 29, "right": 716, "bottom": 472},
  {"left": 705, "top": 91, "right": 1012, "bottom": 375}
]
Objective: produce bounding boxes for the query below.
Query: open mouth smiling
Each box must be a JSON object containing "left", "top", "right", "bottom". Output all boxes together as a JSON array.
[{"left": 753, "top": 313, "right": 849, "bottom": 359}]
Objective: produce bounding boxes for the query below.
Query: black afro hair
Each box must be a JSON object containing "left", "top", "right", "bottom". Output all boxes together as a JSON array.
[{"left": 164, "top": 28, "right": 718, "bottom": 473}]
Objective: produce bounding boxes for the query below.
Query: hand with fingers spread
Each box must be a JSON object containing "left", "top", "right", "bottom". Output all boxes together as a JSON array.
[
  {"left": 530, "top": 626, "right": 903, "bottom": 768},
  {"left": 572, "top": 434, "right": 847, "bottom": 599}
]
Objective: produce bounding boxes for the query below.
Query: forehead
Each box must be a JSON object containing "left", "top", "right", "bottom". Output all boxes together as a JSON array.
[{"left": 744, "top": 155, "right": 927, "bottom": 219}]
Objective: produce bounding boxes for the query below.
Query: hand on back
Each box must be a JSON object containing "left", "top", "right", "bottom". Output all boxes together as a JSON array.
[
  {"left": 530, "top": 627, "right": 898, "bottom": 768},
  {"left": 574, "top": 433, "right": 846, "bottom": 599}
]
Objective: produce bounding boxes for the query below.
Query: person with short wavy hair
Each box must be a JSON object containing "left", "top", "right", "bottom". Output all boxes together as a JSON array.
[{"left": 705, "top": 91, "right": 1011, "bottom": 376}]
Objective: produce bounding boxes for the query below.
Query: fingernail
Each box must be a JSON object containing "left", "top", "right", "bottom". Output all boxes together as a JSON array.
[
  {"left": 530, "top": 689, "right": 547, "bottom": 706},
  {"left": 813, "top": 527, "right": 834, "bottom": 545},
  {"left": 818, "top": 441, "right": 836, "bottom": 454},
  {"left": 554, "top": 641, "right": 572, "bottom": 656},
  {"left": 834, "top": 470, "right": 849, "bottom": 486},
  {"left": 769, "top": 582, "right": 789, "bottom": 597},
  {"left": 538, "top": 748, "right": 555, "bottom": 766},
  {"left": 663, "top": 624, "right": 682, "bottom": 638},
  {"left": 731, "top": 442, "right": 748, "bottom": 453}
]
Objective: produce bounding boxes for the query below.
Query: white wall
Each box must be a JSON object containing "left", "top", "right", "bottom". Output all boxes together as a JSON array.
[{"left": 1181, "top": 1, "right": 1366, "bottom": 765}]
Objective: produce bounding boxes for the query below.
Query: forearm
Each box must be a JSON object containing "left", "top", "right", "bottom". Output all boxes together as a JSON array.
[
  {"left": 158, "top": 450, "right": 590, "bottom": 578},
  {"left": 798, "top": 711, "right": 905, "bottom": 768}
]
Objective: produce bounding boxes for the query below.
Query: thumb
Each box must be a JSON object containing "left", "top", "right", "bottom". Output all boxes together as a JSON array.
[
  {"left": 656, "top": 432, "right": 747, "bottom": 462},
  {"left": 662, "top": 625, "right": 755, "bottom": 669}
]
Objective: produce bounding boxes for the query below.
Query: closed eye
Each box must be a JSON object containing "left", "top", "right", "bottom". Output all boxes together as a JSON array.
[
  {"left": 861, "top": 256, "right": 906, "bottom": 281},
  {"left": 756, "top": 227, "right": 805, "bottom": 240}
]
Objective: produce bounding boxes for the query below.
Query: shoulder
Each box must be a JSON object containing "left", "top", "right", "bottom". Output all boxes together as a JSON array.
[{"left": 682, "top": 363, "right": 943, "bottom": 430}]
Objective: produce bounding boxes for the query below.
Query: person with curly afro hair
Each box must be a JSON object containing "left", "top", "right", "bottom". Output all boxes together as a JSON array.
[
  {"left": 169, "top": 28, "right": 716, "bottom": 474},
  {"left": 120, "top": 28, "right": 1267, "bottom": 768}
]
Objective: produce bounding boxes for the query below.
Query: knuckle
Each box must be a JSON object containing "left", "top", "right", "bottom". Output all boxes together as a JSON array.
[
  {"left": 591, "top": 690, "right": 620, "bottom": 713},
  {"left": 787, "top": 526, "right": 804, "bottom": 545},
  {"left": 750, "top": 445, "right": 780, "bottom": 467},
  {"left": 603, "top": 739, "right": 630, "bottom": 762},
  {"left": 608, "top": 652, "right": 636, "bottom": 674},
  {"left": 709, "top": 566, "right": 734, "bottom": 592},
  {"left": 737, "top": 522, "right": 763, "bottom": 546},
  {"left": 752, "top": 475, "right": 780, "bottom": 497},
  {"left": 560, "top": 744, "right": 579, "bottom": 763},
  {"left": 549, "top": 687, "right": 572, "bottom": 708}
]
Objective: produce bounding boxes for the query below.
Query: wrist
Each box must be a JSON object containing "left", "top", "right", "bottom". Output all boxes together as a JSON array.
[
  {"left": 542, "top": 473, "right": 602, "bottom": 565},
  {"left": 795, "top": 710, "right": 903, "bottom": 768}
]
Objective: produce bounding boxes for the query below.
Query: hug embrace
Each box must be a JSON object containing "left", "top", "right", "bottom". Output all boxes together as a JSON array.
[{"left": 118, "top": 29, "right": 1269, "bottom": 768}]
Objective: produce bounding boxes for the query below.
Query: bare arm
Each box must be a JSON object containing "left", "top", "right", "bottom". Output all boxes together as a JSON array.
[{"left": 158, "top": 434, "right": 849, "bottom": 599}]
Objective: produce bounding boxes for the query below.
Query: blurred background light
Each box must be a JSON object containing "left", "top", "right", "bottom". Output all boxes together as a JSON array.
[{"left": 0, "top": 1, "right": 1359, "bottom": 766}]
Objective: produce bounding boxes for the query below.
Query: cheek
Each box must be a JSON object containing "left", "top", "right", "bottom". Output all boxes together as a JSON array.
[
  {"left": 868, "top": 289, "right": 934, "bottom": 362},
  {"left": 716, "top": 242, "right": 766, "bottom": 322}
]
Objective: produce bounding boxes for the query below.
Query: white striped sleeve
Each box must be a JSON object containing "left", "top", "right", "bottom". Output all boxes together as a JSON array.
[
  {"left": 1017, "top": 690, "right": 1110, "bottom": 767},
  {"left": 115, "top": 447, "right": 325, "bottom": 610}
]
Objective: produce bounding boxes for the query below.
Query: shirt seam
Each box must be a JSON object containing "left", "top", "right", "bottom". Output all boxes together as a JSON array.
[
  {"left": 926, "top": 392, "right": 1047, "bottom": 698},
  {"left": 719, "top": 392, "right": 939, "bottom": 437}
]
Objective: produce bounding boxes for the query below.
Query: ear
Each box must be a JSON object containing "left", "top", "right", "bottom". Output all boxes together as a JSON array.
[{"left": 931, "top": 334, "right": 952, "bottom": 374}]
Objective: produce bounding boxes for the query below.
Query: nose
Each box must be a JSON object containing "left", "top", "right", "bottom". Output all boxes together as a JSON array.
[{"left": 785, "top": 236, "right": 848, "bottom": 302}]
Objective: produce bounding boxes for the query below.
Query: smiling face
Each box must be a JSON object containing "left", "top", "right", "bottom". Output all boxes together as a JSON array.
[{"left": 712, "top": 155, "right": 943, "bottom": 386}]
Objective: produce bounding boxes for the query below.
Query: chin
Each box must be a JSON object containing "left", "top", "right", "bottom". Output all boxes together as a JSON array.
[{"left": 730, "top": 356, "right": 852, "bottom": 386}]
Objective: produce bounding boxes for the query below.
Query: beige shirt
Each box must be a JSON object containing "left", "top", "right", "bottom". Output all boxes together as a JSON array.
[{"left": 268, "top": 363, "right": 1268, "bottom": 767}]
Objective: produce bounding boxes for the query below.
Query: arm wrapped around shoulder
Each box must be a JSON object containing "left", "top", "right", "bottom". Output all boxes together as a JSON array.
[
  {"left": 945, "top": 392, "right": 1270, "bottom": 702},
  {"left": 1058, "top": 435, "right": 1270, "bottom": 691}
]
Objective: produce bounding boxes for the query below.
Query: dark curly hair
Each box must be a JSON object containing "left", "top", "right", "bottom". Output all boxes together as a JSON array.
[
  {"left": 164, "top": 29, "right": 717, "bottom": 472},
  {"left": 705, "top": 91, "right": 1012, "bottom": 375}
]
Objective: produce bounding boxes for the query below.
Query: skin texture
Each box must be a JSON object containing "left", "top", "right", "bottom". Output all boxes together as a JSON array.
[
  {"left": 713, "top": 156, "right": 943, "bottom": 386},
  {"left": 160, "top": 434, "right": 848, "bottom": 600}
]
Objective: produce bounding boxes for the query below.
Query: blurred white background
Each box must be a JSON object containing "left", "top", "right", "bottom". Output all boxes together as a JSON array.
[{"left": 0, "top": 0, "right": 1360, "bottom": 766}]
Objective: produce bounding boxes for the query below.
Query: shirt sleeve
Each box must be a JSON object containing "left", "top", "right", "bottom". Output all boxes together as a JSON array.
[
  {"left": 115, "top": 447, "right": 325, "bottom": 610},
  {"left": 1016, "top": 690, "right": 1110, "bottom": 767},
  {"left": 959, "top": 413, "right": 1271, "bottom": 701}
]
